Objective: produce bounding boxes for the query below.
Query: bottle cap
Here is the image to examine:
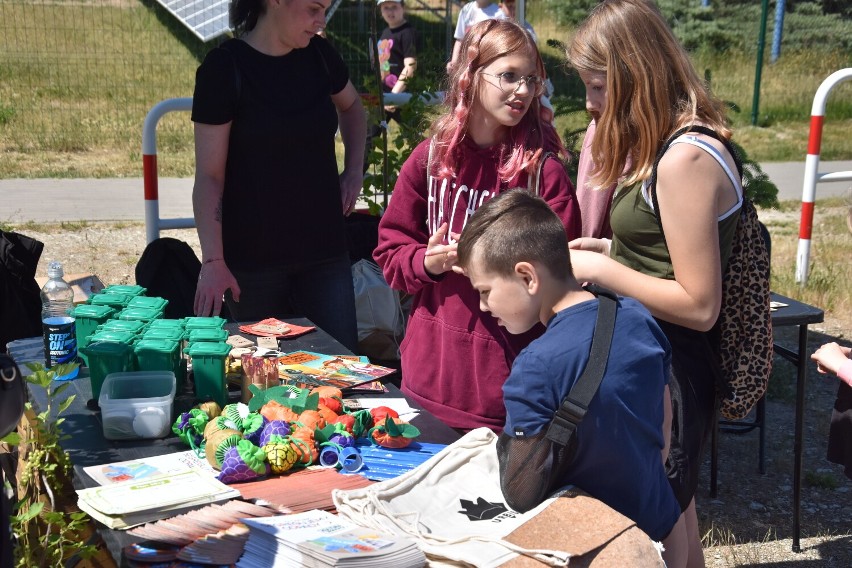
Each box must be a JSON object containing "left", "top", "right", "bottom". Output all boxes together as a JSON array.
[{"left": 47, "top": 260, "right": 64, "bottom": 279}]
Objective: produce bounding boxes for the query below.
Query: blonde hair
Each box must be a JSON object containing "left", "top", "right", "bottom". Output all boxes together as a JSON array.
[{"left": 567, "top": 0, "right": 730, "bottom": 188}]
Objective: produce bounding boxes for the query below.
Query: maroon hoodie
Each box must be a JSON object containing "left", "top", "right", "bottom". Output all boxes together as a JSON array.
[{"left": 374, "top": 138, "right": 581, "bottom": 431}]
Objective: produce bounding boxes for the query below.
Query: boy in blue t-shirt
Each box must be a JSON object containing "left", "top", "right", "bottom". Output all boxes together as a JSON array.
[{"left": 455, "top": 189, "right": 687, "bottom": 567}]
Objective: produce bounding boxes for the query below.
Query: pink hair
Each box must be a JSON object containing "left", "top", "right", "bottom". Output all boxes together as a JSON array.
[{"left": 430, "top": 19, "right": 565, "bottom": 182}]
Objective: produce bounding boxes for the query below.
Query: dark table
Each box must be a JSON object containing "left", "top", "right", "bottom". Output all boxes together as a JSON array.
[
  {"left": 16, "top": 318, "right": 459, "bottom": 566},
  {"left": 709, "top": 292, "right": 824, "bottom": 553}
]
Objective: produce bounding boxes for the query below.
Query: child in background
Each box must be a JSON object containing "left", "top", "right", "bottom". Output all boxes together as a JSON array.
[
  {"left": 455, "top": 190, "right": 686, "bottom": 567},
  {"left": 374, "top": 20, "right": 580, "bottom": 432},
  {"left": 812, "top": 341, "right": 852, "bottom": 480},
  {"left": 366, "top": 0, "right": 419, "bottom": 170},
  {"left": 446, "top": 0, "right": 507, "bottom": 74}
]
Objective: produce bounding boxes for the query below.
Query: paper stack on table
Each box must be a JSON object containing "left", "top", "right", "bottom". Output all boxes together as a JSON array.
[
  {"left": 76, "top": 468, "right": 241, "bottom": 529},
  {"left": 236, "top": 509, "right": 425, "bottom": 568}
]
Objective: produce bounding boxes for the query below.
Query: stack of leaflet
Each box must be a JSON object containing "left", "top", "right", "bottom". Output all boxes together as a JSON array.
[
  {"left": 236, "top": 509, "right": 425, "bottom": 568},
  {"left": 76, "top": 469, "right": 241, "bottom": 529}
]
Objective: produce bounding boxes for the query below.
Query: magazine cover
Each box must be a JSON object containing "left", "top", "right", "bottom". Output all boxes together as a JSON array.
[{"left": 277, "top": 351, "right": 396, "bottom": 390}]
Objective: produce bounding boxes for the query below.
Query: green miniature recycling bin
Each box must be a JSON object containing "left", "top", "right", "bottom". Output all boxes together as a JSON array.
[
  {"left": 187, "top": 328, "right": 229, "bottom": 344},
  {"left": 134, "top": 338, "right": 181, "bottom": 384},
  {"left": 70, "top": 304, "right": 116, "bottom": 366},
  {"left": 183, "top": 316, "right": 226, "bottom": 331},
  {"left": 147, "top": 318, "right": 185, "bottom": 331},
  {"left": 116, "top": 307, "right": 164, "bottom": 323},
  {"left": 101, "top": 284, "right": 147, "bottom": 297},
  {"left": 80, "top": 341, "right": 136, "bottom": 405},
  {"left": 89, "top": 292, "right": 132, "bottom": 310},
  {"left": 143, "top": 328, "right": 188, "bottom": 387},
  {"left": 98, "top": 319, "right": 147, "bottom": 336},
  {"left": 127, "top": 296, "right": 169, "bottom": 313},
  {"left": 185, "top": 341, "right": 231, "bottom": 407}
]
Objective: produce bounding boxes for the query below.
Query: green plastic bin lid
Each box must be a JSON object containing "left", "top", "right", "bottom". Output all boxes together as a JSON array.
[
  {"left": 98, "top": 319, "right": 147, "bottom": 335},
  {"left": 183, "top": 316, "right": 227, "bottom": 330},
  {"left": 89, "top": 292, "right": 132, "bottom": 308},
  {"left": 147, "top": 318, "right": 186, "bottom": 330},
  {"left": 117, "top": 307, "right": 164, "bottom": 322},
  {"left": 102, "top": 284, "right": 147, "bottom": 297},
  {"left": 127, "top": 296, "right": 169, "bottom": 311},
  {"left": 81, "top": 340, "right": 134, "bottom": 356},
  {"left": 88, "top": 330, "right": 138, "bottom": 344},
  {"left": 134, "top": 338, "right": 180, "bottom": 354},
  {"left": 142, "top": 327, "right": 185, "bottom": 341},
  {"left": 184, "top": 341, "right": 231, "bottom": 357},
  {"left": 187, "top": 328, "right": 229, "bottom": 343},
  {"left": 70, "top": 304, "right": 115, "bottom": 320}
]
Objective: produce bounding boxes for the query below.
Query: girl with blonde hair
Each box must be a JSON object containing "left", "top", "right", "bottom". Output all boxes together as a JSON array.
[{"left": 567, "top": 1, "right": 743, "bottom": 565}]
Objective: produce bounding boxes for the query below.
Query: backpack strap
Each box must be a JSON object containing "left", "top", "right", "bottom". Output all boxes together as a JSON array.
[
  {"left": 545, "top": 285, "right": 618, "bottom": 447},
  {"left": 649, "top": 125, "right": 743, "bottom": 241},
  {"left": 528, "top": 152, "right": 553, "bottom": 196}
]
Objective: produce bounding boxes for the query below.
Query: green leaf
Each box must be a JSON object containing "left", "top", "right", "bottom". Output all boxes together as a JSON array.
[
  {"left": 57, "top": 395, "right": 76, "bottom": 414},
  {"left": 1, "top": 432, "right": 20, "bottom": 445},
  {"left": 15, "top": 501, "right": 44, "bottom": 522},
  {"left": 53, "top": 382, "right": 70, "bottom": 397}
]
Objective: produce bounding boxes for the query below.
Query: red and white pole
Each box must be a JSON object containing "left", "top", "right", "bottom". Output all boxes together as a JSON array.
[
  {"left": 796, "top": 68, "right": 852, "bottom": 285},
  {"left": 142, "top": 98, "right": 194, "bottom": 244}
]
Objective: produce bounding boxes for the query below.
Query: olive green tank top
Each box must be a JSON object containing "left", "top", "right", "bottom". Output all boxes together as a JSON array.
[{"left": 609, "top": 135, "right": 742, "bottom": 279}]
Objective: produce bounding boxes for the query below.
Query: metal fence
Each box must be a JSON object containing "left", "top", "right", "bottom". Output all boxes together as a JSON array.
[{"left": 0, "top": 0, "right": 849, "bottom": 178}]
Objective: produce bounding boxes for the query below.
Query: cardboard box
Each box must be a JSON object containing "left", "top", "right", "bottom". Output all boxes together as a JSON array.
[{"left": 35, "top": 273, "right": 105, "bottom": 304}]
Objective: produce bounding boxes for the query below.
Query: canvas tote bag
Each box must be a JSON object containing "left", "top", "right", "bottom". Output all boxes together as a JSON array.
[{"left": 333, "top": 428, "right": 571, "bottom": 567}]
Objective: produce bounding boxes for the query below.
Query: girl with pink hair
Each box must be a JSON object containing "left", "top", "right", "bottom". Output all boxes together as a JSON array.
[{"left": 374, "top": 19, "right": 580, "bottom": 432}]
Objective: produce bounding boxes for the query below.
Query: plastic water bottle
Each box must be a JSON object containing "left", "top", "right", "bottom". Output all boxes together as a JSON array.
[{"left": 40, "top": 260, "right": 79, "bottom": 380}]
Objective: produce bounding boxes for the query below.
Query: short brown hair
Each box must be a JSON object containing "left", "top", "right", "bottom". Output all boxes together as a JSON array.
[{"left": 457, "top": 189, "right": 572, "bottom": 280}]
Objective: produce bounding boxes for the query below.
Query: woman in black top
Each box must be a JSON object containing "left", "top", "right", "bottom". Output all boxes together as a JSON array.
[{"left": 191, "top": 0, "right": 366, "bottom": 352}]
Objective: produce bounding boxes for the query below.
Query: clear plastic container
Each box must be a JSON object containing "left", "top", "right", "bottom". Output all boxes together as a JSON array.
[{"left": 98, "top": 371, "right": 176, "bottom": 440}]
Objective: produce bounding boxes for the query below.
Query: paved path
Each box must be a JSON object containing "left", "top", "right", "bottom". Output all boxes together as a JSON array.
[{"left": 2, "top": 161, "right": 851, "bottom": 224}]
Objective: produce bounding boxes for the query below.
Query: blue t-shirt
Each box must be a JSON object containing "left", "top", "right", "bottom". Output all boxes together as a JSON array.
[{"left": 503, "top": 296, "right": 681, "bottom": 541}]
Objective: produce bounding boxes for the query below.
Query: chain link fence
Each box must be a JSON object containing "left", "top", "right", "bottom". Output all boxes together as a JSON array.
[{"left": 0, "top": 0, "right": 849, "bottom": 178}]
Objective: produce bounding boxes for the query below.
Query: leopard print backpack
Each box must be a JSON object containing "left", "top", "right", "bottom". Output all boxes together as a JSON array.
[{"left": 650, "top": 125, "right": 773, "bottom": 421}]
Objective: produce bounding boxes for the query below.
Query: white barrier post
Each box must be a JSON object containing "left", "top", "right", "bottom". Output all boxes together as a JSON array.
[
  {"left": 142, "top": 97, "right": 194, "bottom": 244},
  {"left": 796, "top": 68, "right": 852, "bottom": 285}
]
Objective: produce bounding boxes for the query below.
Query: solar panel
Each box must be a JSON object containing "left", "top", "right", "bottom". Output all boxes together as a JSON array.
[{"left": 157, "top": 0, "right": 232, "bottom": 43}]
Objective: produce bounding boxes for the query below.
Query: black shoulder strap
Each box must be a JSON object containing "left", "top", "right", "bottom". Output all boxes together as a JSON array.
[
  {"left": 545, "top": 285, "right": 618, "bottom": 447},
  {"left": 649, "top": 125, "right": 743, "bottom": 241}
]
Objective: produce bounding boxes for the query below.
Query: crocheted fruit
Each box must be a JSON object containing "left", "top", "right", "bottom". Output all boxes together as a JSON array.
[
  {"left": 369, "top": 417, "right": 420, "bottom": 449},
  {"left": 369, "top": 406, "right": 399, "bottom": 424},
  {"left": 241, "top": 412, "right": 268, "bottom": 446},
  {"left": 218, "top": 439, "right": 269, "bottom": 484},
  {"left": 310, "top": 386, "right": 343, "bottom": 414},
  {"left": 172, "top": 408, "right": 209, "bottom": 448},
  {"left": 197, "top": 401, "right": 222, "bottom": 418},
  {"left": 221, "top": 402, "right": 250, "bottom": 430},
  {"left": 259, "top": 420, "right": 291, "bottom": 447},
  {"left": 204, "top": 415, "right": 241, "bottom": 439},
  {"left": 259, "top": 400, "right": 299, "bottom": 423},
  {"left": 290, "top": 426, "right": 318, "bottom": 465},
  {"left": 316, "top": 404, "right": 338, "bottom": 427},
  {"left": 204, "top": 428, "right": 242, "bottom": 469},
  {"left": 263, "top": 440, "right": 299, "bottom": 474},
  {"left": 331, "top": 414, "right": 355, "bottom": 436},
  {"left": 296, "top": 409, "right": 324, "bottom": 430},
  {"left": 329, "top": 431, "right": 355, "bottom": 449}
]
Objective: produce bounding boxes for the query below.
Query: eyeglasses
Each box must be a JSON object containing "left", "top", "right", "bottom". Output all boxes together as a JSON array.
[{"left": 481, "top": 71, "right": 545, "bottom": 97}]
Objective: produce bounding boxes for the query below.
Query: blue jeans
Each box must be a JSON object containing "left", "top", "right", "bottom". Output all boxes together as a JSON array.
[{"left": 226, "top": 255, "right": 359, "bottom": 354}]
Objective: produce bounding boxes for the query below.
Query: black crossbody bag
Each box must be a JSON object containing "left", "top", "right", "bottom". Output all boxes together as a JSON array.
[{"left": 497, "top": 285, "right": 617, "bottom": 512}]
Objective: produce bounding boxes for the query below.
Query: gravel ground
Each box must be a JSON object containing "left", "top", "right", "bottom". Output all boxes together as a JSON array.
[{"left": 21, "top": 220, "right": 852, "bottom": 566}]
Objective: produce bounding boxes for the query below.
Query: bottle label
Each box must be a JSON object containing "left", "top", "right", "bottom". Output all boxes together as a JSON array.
[{"left": 42, "top": 316, "right": 79, "bottom": 380}]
